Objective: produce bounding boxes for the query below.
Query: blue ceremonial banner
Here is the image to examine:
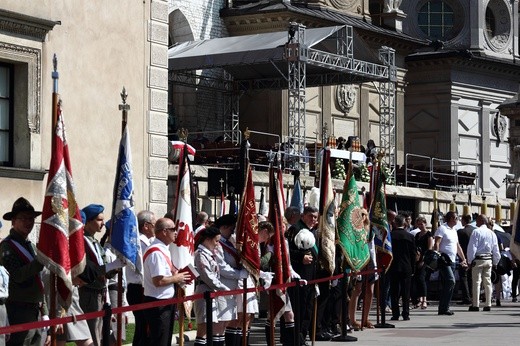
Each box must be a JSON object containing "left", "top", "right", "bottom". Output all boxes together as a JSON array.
[
  {"left": 370, "top": 163, "right": 393, "bottom": 271},
  {"left": 290, "top": 174, "right": 303, "bottom": 213},
  {"left": 110, "top": 126, "right": 140, "bottom": 272}
]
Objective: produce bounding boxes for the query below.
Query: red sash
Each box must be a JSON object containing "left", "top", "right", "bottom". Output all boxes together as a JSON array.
[
  {"left": 7, "top": 239, "right": 44, "bottom": 293},
  {"left": 143, "top": 246, "right": 176, "bottom": 272}
]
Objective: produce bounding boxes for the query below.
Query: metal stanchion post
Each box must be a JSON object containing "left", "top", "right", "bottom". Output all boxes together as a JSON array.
[
  {"left": 205, "top": 291, "right": 213, "bottom": 346},
  {"left": 102, "top": 303, "right": 112, "bottom": 346},
  {"left": 331, "top": 274, "right": 357, "bottom": 342},
  {"left": 375, "top": 266, "right": 394, "bottom": 329}
]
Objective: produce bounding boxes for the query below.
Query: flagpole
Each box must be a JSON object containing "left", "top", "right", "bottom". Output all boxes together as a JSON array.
[
  {"left": 115, "top": 87, "right": 130, "bottom": 346},
  {"left": 49, "top": 53, "right": 59, "bottom": 346},
  {"left": 173, "top": 130, "right": 190, "bottom": 346}
]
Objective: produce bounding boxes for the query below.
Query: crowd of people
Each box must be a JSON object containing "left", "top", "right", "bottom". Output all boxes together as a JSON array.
[{"left": 0, "top": 196, "right": 519, "bottom": 346}]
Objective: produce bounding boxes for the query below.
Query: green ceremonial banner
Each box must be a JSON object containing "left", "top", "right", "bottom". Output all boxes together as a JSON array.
[{"left": 336, "top": 174, "right": 370, "bottom": 272}]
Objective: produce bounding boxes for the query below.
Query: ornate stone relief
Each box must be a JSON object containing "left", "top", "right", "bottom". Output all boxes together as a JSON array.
[
  {"left": 336, "top": 84, "right": 356, "bottom": 114},
  {"left": 384, "top": 0, "right": 403, "bottom": 13},
  {"left": 0, "top": 42, "right": 41, "bottom": 134},
  {"left": 329, "top": 0, "right": 359, "bottom": 11},
  {"left": 492, "top": 113, "right": 507, "bottom": 142},
  {"left": 484, "top": 0, "right": 511, "bottom": 52}
]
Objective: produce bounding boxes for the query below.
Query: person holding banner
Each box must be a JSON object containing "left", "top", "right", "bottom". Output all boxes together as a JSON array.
[
  {"left": 285, "top": 206, "right": 319, "bottom": 346},
  {"left": 193, "top": 227, "right": 231, "bottom": 346},
  {"left": 142, "top": 218, "right": 191, "bottom": 346},
  {"left": 0, "top": 197, "right": 49, "bottom": 346},
  {"left": 77, "top": 204, "right": 126, "bottom": 346},
  {"left": 213, "top": 214, "right": 249, "bottom": 345}
]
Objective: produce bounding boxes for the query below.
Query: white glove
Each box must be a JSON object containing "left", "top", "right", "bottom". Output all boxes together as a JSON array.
[
  {"left": 290, "top": 268, "right": 301, "bottom": 280},
  {"left": 373, "top": 273, "right": 379, "bottom": 281},
  {"left": 41, "top": 315, "right": 50, "bottom": 332},
  {"left": 106, "top": 257, "right": 126, "bottom": 272},
  {"left": 267, "top": 244, "right": 274, "bottom": 253},
  {"left": 331, "top": 279, "right": 338, "bottom": 287},
  {"left": 259, "top": 271, "right": 274, "bottom": 290},
  {"left": 314, "top": 284, "right": 320, "bottom": 297},
  {"left": 239, "top": 268, "right": 249, "bottom": 279},
  {"left": 356, "top": 274, "right": 362, "bottom": 281}
]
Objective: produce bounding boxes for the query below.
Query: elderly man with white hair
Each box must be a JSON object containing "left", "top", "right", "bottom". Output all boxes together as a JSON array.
[{"left": 467, "top": 214, "right": 501, "bottom": 312}]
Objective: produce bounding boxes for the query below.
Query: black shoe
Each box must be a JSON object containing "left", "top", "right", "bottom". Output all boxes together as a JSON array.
[
  {"left": 496, "top": 299, "right": 501, "bottom": 307},
  {"left": 315, "top": 332, "right": 333, "bottom": 341},
  {"left": 403, "top": 316, "right": 410, "bottom": 321},
  {"left": 438, "top": 310, "right": 454, "bottom": 315},
  {"left": 512, "top": 297, "right": 518, "bottom": 302},
  {"left": 390, "top": 316, "right": 399, "bottom": 321},
  {"left": 483, "top": 306, "right": 491, "bottom": 311},
  {"left": 468, "top": 306, "right": 479, "bottom": 312}
]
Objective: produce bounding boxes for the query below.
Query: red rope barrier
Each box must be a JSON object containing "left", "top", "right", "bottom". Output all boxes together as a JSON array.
[{"left": 0, "top": 267, "right": 381, "bottom": 335}]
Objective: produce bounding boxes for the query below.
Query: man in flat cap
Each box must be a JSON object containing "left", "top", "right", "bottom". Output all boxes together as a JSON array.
[
  {"left": 0, "top": 197, "right": 49, "bottom": 346},
  {"left": 77, "top": 204, "right": 125, "bottom": 346}
]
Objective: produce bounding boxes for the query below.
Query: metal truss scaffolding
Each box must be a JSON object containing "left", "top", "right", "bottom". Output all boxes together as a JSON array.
[
  {"left": 285, "top": 23, "right": 307, "bottom": 170},
  {"left": 378, "top": 47, "right": 397, "bottom": 181},
  {"left": 168, "top": 24, "right": 394, "bottom": 161},
  {"left": 223, "top": 70, "right": 241, "bottom": 144}
]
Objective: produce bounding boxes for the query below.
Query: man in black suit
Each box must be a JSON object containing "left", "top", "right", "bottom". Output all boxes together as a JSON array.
[
  {"left": 389, "top": 214, "right": 417, "bottom": 321},
  {"left": 286, "top": 206, "right": 318, "bottom": 345},
  {"left": 456, "top": 214, "right": 475, "bottom": 305}
]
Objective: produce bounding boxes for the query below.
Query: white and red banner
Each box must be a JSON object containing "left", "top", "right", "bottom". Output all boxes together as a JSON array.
[
  {"left": 37, "top": 100, "right": 86, "bottom": 309},
  {"left": 170, "top": 144, "right": 195, "bottom": 315}
]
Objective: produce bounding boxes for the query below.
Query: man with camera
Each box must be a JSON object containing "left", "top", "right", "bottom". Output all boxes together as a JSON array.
[{"left": 433, "top": 211, "right": 468, "bottom": 316}]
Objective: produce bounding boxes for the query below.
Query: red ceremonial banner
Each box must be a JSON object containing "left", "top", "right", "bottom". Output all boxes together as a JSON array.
[{"left": 235, "top": 164, "right": 260, "bottom": 278}]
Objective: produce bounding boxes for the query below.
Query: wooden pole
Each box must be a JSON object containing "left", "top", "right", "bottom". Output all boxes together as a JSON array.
[
  {"left": 242, "top": 278, "right": 247, "bottom": 346},
  {"left": 115, "top": 87, "right": 130, "bottom": 346},
  {"left": 269, "top": 291, "right": 276, "bottom": 346},
  {"left": 49, "top": 54, "right": 59, "bottom": 346}
]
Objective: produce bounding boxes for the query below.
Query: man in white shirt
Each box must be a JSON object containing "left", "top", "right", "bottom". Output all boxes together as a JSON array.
[
  {"left": 467, "top": 214, "right": 501, "bottom": 312},
  {"left": 143, "top": 218, "right": 190, "bottom": 346},
  {"left": 126, "top": 210, "right": 155, "bottom": 346},
  {"left": 434, "top": 211, "right": 468, "bottom": 315}
]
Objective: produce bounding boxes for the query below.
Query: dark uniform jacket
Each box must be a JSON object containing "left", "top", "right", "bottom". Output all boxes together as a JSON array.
[
  {"left": 286, "top": 219, "right": 317, "bottom": 281},
  {"left": 0, "top": 229, "right": 48, "bottom": 314},
  {"left": 388, "top": 227, "right": 416, "bottom": 276}
]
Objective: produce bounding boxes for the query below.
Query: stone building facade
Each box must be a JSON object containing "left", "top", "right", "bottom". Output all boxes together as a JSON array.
[
  {"left": 0, "top": 0, "right": 171, "bottom": 237},
  {"left": 168, "top": 0, "right": 519, "bottom": 219}
]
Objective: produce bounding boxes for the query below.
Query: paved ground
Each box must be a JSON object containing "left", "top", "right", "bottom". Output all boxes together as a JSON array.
[{"left": 160, "top": 299, "right": 519, "bottom": 346}]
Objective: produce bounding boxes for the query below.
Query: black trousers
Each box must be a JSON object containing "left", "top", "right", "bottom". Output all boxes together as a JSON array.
[
  {"left": 143, "top": 296, "right": 174, "bottom": 346},
  {"left": 390, "top": 272, "right": 411, "bottom": 319},
  {"left": 6, "top": 302, "right": 42, "bottom": 346},
  {"left": 127, "top": 283, "right": 148, "bottom": 346}
]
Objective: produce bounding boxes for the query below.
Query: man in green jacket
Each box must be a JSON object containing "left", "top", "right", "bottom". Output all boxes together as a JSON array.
[{"left": 0, "top": 197, "right": 48, "bottom": 346}]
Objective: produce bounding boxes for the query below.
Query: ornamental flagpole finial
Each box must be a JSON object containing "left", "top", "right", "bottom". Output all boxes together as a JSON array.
[
  {"left": 52, "top": 54, "right": 59, "bottom": 93},
  {"left": 120, "top": 87, "right": 128, "bottom": 106},
  {"left": 178, "top": 128, "right": 188, "bottom": 142}
]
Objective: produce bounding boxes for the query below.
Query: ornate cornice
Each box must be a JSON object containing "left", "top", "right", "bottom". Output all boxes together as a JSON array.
[
  {"left": 406, "top": 53, "right": 520, "bottom": 78},
  {"left": 0, "top": 9, "right": 58, "bottom": 42}
]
